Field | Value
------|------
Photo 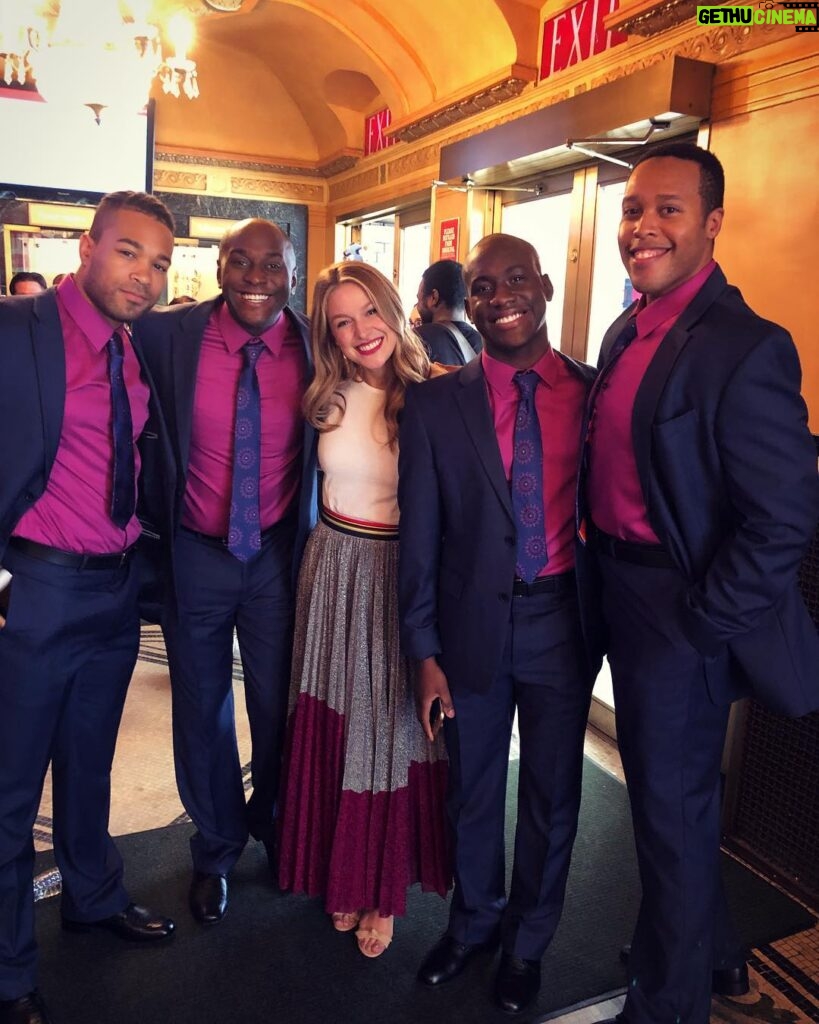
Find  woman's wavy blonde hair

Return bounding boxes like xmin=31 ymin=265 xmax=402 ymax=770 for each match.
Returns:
xmin=304 ymin=261 xmax=430 ymax=447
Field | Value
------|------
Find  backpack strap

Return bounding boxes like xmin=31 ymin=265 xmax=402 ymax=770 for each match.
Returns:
xmin=441 ymin=322 xmax=476 ymax=364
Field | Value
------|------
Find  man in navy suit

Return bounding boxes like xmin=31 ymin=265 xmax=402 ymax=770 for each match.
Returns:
xmin=398 ymin=234 xmax=603 ymax=1015
xmin=0 ymin=192 xmax=178 ymax=1024
xmin=582 ymin=143 xmax=819 ymax=1024
xmin=134 ymin=219 xmax=315 ymax=928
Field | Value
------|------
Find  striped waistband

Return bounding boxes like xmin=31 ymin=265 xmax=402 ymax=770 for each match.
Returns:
xmin=319 ymin=506 xmax=398 ymax=540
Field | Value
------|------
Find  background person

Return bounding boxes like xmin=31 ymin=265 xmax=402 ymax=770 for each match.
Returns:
xmin=8 ymin=271 xmax=47 ymax=296
xmin=277 ymin=261 xmax=451 ymax=960
xmin=0 ymin=191 xmax=177 ymax=1024
xmin=414 ymin=259 xmax=482 ymax=365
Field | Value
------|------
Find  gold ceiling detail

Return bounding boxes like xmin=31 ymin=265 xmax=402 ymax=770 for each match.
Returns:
xmin=605 ymin=0 xmax=706 ymax=37
xmin=388 ymin=68 xmax=538 ymax=143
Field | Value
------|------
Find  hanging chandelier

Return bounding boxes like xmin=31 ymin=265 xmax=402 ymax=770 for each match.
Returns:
xmin=0 ymin=1 xmax=199 ymax=124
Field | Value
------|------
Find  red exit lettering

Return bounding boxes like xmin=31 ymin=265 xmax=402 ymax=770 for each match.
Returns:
xmin=364 ymin=107 xmax=398 ymax=156
xmin=540 ymin=0 xmax=627 ymax=80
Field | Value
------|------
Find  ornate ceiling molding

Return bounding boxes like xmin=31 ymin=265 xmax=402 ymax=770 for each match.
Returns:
xmin=154 ymin=169 xmax=208 ymax=191
xmin=231 ymin=177 xmax=324 ymax=202
xmin=605 ymin=0 xmax=704 ymax=37
xmin=316 ymin=154 xmax=360 ymax=178
xmin=328 ymin=167 xmax=380 ymax=203
xmin=387 ymin=66 xmax=538 ymax=144
xmin=156 ymin=148 xmax=359 ymax=179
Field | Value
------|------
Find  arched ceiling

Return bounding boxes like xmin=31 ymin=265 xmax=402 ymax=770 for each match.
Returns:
xmin=153 ymin=0 xmax=543 ymax=166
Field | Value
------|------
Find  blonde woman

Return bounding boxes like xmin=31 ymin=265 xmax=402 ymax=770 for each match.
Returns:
xmin=277 ymin=262 xmax=451 ymax=958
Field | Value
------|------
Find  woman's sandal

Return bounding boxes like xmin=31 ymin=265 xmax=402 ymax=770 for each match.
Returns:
xmin=355 ymin=913 xmax=394 ymax=958
xmin=331 ymin=911 xmax=361 ymax=932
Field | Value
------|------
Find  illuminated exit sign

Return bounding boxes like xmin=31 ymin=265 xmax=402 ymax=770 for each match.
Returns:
xmin=540 ymin=0 xmax=627 ymax=80
xmin=364 ymin=107 xmax=398 ymax=156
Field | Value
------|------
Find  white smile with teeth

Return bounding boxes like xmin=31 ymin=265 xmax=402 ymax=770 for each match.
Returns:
xmin=495 ymin=311 xmax=524 ymax=325
xmin=357 ymin=337 xmax=382 ymax=354
xmin=631 ymin=249 xmax=667 ymax=261
xmin=241 ymin=293 xmax=271 ymax=302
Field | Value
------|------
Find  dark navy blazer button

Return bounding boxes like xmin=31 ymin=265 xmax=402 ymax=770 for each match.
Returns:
xmin=498 ymin=592 xmax=509 ymax=601
xmin=504 ymin=536 xmax=514 ymax=546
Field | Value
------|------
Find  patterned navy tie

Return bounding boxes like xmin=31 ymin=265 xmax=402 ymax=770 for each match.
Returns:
xmin=512 ymin=370 xmax=548 ymax=583
xmin=228 ymin=339 xmax=264 ymax=561
xmin=107 ymin=331 xmax=135 ymax=529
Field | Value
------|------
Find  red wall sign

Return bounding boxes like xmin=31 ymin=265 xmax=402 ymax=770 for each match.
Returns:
xmin=439 ymin=219 xmax=459 ymax=261
xmin=540 ymin=0 xmax=627 ymax=80
xmin=364 ymin=107 xmax=398 ymax=156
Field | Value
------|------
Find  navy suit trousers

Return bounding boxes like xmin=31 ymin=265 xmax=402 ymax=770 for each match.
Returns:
xmin=443 ymin=584 xmax=592 ymax=960
xmin=600 ymin=555 xmax=743 ymax=1024
xmin=0 ymin=547 xmax=137 ymax=999
xmin=163 ymin=519 xmax=296 ymax=875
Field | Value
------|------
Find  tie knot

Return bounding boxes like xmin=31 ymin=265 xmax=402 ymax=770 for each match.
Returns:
xmin=107 ymin=331 xmax=124 ymax=356
xmin=243 ymin=338 xmax=264 ymax=366
xmin=513 ymin=370 xmax=538 ymax=400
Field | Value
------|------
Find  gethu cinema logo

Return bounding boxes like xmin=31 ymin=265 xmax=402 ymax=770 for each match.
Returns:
xmin=696 ymin=2 xmax=818 ymax=28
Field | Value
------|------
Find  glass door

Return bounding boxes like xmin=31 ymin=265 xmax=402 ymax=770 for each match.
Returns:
xmin=501 ymin=189 xmax=573 ymax=351
xmin=586 ymin=178 xmax=634 ymax=367
xmin=398 ymin=219 xmax=431 ymax=317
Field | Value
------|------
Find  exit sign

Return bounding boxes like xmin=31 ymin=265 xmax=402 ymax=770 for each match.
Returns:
xmin=364 ymin=107 xmax=398 ymax=156
xmin=540 ymin=0 xmax=627 ymax=80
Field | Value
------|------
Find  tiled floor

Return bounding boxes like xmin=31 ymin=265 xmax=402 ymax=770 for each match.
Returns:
xmin=34 ymin=626 xmax=819 ymax=1023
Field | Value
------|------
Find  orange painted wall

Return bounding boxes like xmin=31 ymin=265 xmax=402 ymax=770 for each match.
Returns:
xmin=710 ymin=42 xmax=819 ymax=428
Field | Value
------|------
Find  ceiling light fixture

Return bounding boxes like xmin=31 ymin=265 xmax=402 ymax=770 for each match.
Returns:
xmin=0 ymin=0 xmax=199 ymax=125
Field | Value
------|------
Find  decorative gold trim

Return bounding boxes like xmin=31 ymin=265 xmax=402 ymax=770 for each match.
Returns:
xmin=387 ymin=68 xmax=538 ymax=143
xmin=230 ymin=177 xmax=324 ymax=201
xmin=154 ymin=169 xmax=207 ymax=191
xmin=316 ymin=154 xmax=359 ymax=178
xmin=605 ymin=0 xmax=704 ymax=37
xmin=328 ymin=168 xmax=380 ymax=203
xmin=384 ymin=144 xmax=439 ymax=179
xmin=156 ymin=147 xmax=359 ymax=180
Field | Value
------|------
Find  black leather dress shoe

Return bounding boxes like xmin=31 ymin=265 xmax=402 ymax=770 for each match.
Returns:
xmin=417 ymin=934 xmax=498 ymax=987
xmin=189 ymin=872 xmax=228 ymax=924
xmin=494 ymin=953 xmax=541 ymax=1014
xmin=619 ymin=945 xmax=749 ymax=996
xmin=62 ymin=902 xmax=175 ymax=941
xmin=0 ymin=991 xmax=52 ymax=1024
xmin=712 ymin=963 xmax=750 ymax=997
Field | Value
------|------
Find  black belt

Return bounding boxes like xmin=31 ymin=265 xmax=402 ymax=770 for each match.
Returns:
xmin=9 ymin=536 xmax=133 ymax=570
xmin=179 ymin=523 xmax=281 ymax=549
xmin=593 ymin=529 xmax=675 ymax=569
xmin=512 ymin=571 xmax=574 ymax=597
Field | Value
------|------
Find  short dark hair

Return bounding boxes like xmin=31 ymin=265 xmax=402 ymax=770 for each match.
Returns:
xmin=89 ymin=191 xmax=175 ymax=240
xmin=421 ymin=259 xmax=467 ymax=310
xmin=8 ymin=271 xmax=47 ymax=294
xmin=633 ymin=142 xmax=725 ymax=214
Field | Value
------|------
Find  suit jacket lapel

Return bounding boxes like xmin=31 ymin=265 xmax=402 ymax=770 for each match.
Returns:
xmin=283 ymin=306 xmax=318 ymax=529
xmin=455 ymin=359 xmax=513 ymax=521
xmin=31 ymin=292 xmax=66 ymax=473
xmin=632 ymin=266 xmax=729 ymax=505
xmin=172 ymin=299 xmax=216 ymax=476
